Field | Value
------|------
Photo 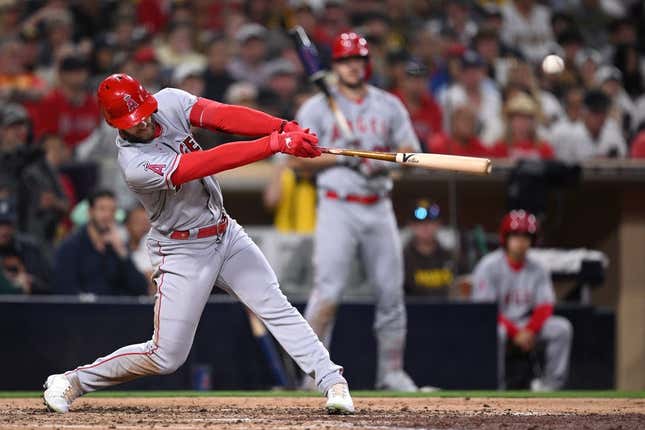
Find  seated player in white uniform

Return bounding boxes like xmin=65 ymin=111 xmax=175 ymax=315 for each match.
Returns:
xmin=471 ymin=210 xmax=573 ymax=391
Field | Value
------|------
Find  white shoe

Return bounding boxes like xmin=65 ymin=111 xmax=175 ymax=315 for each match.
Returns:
xmin=377 ymin=370 xmax=418 ymax=392
xmin=325 ymin=383 xmax=355 ymax=415
xmin=43 ymin=374 xmax=81 ymax=413
xmin=530 ymin=378 xmax=555 ymax=392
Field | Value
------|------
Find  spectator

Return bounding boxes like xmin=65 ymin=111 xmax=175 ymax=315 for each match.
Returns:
xmin=572 ymin=0 xmax=612 ymax=49
xmin=391 ymin=59 xmax=443 ymax=150
xmin=52 ymin=190 xmax=148 ymax=296
xmin=20 ymin=133 xmax=72 ymax=252
xmin=472 ymin=210 xmax=573 ymax=391
xmin=31 ymin=55 xmax=101 ymax=150
xmin=427 ymin=106 xmax=490 ymax=157
xmin=550 ymin=89 xmax=627 ymax=162
xmin=154 ymin=22 xmax=206 ymax=70
xmin=172 ymin=63 xmax=206 ymax=97
xmin=403 ymin=199 xmax=454 ymax=299
xmin=501 ymin=0 xmax=554 ymax=64
xmin=574 ymin=48 xmax=603 ymax=90
xmin=0 ymin=37 xmax=48 ymax=104
xmin=596 ymin=65 xmax=636 ymax=136
xmin=560 ymin=85 xmax=585 ymax=124
xmin=0 ymin=195 xmax=51 ymax=294
xmin=228 ymin=23 xmax=269 ymax=86
xmin=260 ymin=59 xmax=301 ymax=119
xmin=504 ymin=59 xmax=565 ymax=129
xmin=612 ymin=43 xmax=643 ymax=98
xmin=203 ymin=36 xmax=235 ymax=102
xmin=0 ymin=103 xmax=37 ymax=187
xmin=439 ymin=50 xmax=503 ymax=145
xmin=429 ymin=0 xmax=477 ymax=45
xmin=491 ymin=92 xmax=554 ymax=160
xmin=127 ymin=47 xmax=162 ymax=94
xmin=125 ymin=204 xmax=154 ymax=295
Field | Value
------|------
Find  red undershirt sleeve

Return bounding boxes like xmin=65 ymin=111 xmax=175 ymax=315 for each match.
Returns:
xmin=170 ymin=135 xmax=274 ymax=186
xmin=525 ymin=303 xmax=554 ymax=334
xmin=189 ymin=97 xmax=285 ymax=136
xmin=498 ymin=314 xmax=520 ymax=339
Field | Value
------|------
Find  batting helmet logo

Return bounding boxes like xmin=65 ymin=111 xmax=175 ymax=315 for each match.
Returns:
xmin=98 ymin=74 xmax=158 ymax=130
xmin=332 ymin=32 xmax=369 ymax=61
xmin=123 ymin=94 xmax=139 ymax=113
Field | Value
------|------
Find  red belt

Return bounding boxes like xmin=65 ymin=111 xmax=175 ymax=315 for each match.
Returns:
xmin=169 ymin=216 xmax=228 ymax=240
xmin=325 ymin=190 xmax=382 ymax=205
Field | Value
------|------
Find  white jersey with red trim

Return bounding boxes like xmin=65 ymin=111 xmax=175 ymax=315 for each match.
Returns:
xmin=471 ymin=249 xmax=555 ymax=322
xmin=116 ymin=88 xmax=223 ymax=235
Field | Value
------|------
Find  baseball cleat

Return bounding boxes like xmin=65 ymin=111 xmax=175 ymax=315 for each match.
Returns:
xmin=377 ymin=370 xmax=418 ymax=392
xmin=43 ymin=374 xmax=81 ymax=413
xmin=325 ymin=383 xmax=355 ymax=415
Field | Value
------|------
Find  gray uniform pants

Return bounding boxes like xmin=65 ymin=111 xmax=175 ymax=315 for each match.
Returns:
xmin=304 ymin=196 xmax=406 ymax=385
xmin=498 ymin=315 xmax=573 ymax=389
xmin=65 ymin=218 xmax=345 ymax=395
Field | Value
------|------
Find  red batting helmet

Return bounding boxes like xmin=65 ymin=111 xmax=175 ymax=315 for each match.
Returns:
xmin=499 ymin=210 xmax=538 ymax=246
xmin=332 ymin=32 xmax=369 ymax=60
xmin=97 ymin=74 xmax=158 ymax=129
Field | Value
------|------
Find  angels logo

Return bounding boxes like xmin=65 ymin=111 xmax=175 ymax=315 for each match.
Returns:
xmin=145 ymin=163 xmax=165 ymax=176
xmin=123 ymin=94 xmax=139 ymax=113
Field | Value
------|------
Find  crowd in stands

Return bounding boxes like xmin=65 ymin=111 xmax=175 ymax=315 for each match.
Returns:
xmin=0 ymin=0 xmax=644 ymax=296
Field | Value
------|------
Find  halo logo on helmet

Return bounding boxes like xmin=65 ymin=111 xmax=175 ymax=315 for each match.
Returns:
xmin=332 ymin=32 xmax=369 ymax=60
xmin=123 ymin=94 xmax=139 ymax=113
xmin=97 ymin=74 xmax=158 ymax=130
xmin=499 ymin=209 xmax=538 ymax=246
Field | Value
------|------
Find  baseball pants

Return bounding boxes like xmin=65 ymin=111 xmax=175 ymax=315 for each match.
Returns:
xmin=304 ymin=196 xmax=406 ymax=386
xmin=497 ymin=315 xmax=573 ymax=389
xmin=64 ymin=217 xmax=346 ymax=395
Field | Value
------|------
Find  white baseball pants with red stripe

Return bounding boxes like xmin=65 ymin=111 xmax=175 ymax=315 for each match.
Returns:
xmin=64 ymin=217 xmax=346 ymax=395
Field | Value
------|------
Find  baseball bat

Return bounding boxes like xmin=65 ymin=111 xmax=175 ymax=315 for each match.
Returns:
xmin=320 ymin=147 xmax=492 ymax=175
xmin=287 ymin=26 xmax=355 ymax=141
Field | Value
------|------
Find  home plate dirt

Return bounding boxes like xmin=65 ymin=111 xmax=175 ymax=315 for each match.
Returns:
xmin=1 ymin=397 xmax=643 ymax=430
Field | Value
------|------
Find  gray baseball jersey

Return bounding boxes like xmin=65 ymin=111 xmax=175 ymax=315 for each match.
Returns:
xmin=58 ymin=87 xmax=347 ymax=397
xmin=116 ymin=88 xmax=223 ymax=235
xmin=471 ymin=249 xmax=571 ymax=389
xmin=296 ymin=85 xmax=420 ymax=389
xmin=296 ymin=86 xmax=419 ymax=195
xmin=471 ymin=249 xmax=555 ymax=322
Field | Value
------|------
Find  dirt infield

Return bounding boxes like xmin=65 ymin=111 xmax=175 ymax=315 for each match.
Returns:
xmin=1 ymin=397 xmax=643 ymax=430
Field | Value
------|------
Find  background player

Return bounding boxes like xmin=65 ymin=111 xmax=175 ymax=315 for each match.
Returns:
xmin=294 ymin=32 xmax=421 ymax=391
xmin=471 ymin=210 xmax=573 ymax=391
xmin=43 ymin=74 xmax=354 ymax=414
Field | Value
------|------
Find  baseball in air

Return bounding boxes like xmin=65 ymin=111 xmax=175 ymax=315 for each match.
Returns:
xmin=542 ymin=55 xmax=564 ymax=74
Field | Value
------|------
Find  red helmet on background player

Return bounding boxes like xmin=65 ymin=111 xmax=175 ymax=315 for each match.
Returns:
xmin=97 ymin=74 xmax=158 ymax=130
xmin=332 ymin=32 xmax=371 ymax=80
xmin=332 ymin=32 xmax=369 ymax=60
xmin=499 ymin=210 xmax=538 ymax=246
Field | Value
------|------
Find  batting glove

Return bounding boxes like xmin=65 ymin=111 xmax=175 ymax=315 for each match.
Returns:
xmin=281 ymin=120 xmax=306 ymax=133
xmin=270 ymin=130 xmax=321 ymax=158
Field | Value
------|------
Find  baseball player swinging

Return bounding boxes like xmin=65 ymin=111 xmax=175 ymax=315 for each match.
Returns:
xmin=294 ymin=32 xmax=421 ymax=391
xmin=43 ymin=74 xmax=354 ymax=414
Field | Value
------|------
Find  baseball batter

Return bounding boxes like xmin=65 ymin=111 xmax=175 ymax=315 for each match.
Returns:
xmin=294 ymin=32 xmax=421 ymax=391
xmin=471 ymin=210 xmax=573 ymax=390
xmin=43 ymin=74 xmax=354 ymax=414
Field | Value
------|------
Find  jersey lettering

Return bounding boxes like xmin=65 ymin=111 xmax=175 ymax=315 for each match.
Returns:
xmin=182 ymin=135 xmax=201 ymax=152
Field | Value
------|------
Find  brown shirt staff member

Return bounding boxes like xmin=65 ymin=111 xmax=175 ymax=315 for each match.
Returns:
xmin=403 ymin=199 xmax=454 ymax=298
